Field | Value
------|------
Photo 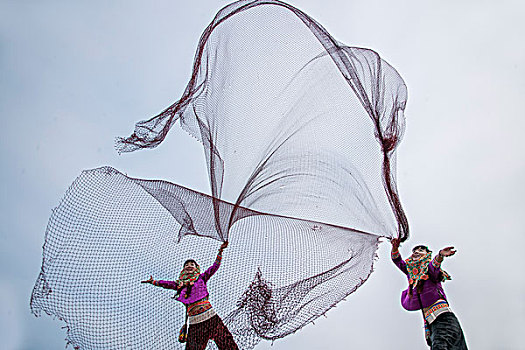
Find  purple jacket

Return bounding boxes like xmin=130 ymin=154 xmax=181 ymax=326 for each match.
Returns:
xmin=154 ymin=254 xmax=222 ymax=305
xmin=392 ymin=251 xmax=447 ymax=311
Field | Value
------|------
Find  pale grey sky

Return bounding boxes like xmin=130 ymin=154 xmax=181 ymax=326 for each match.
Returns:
xmin=1 ymin=0 xmax=524 ymax=349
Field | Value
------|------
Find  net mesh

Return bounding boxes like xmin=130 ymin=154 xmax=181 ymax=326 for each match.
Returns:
xmin=31 ymin=1 xmax=409 ymax=348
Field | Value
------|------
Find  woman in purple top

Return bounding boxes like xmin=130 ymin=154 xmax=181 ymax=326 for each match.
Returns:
xmin=142 ymin=241 xmax=238 ymax=350
xmin=391 ymin=238 xmax=467 ymax=349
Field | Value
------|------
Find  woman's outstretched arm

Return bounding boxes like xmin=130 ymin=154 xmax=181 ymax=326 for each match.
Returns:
xmin=428 ymin=246 xmax=456 ymax=279
xmin=201 ymin=241 xmax=229 ymax=282
xmin=391 ymin=238 xmax=408 ymax=275
xmin=141 ymin=275 xmax=182 ymax=290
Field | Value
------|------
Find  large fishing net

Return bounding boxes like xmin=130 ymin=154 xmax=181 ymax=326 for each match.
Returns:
xmin=31 ymin=1 xmax=408 ymax=349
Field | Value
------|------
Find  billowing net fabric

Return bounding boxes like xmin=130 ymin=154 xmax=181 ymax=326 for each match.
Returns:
xmin=31 ymin=1 xmax=409 ymax=349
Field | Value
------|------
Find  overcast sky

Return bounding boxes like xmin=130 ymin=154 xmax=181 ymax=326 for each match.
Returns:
xmin=1 ymin=0 xmax=524 ymax=349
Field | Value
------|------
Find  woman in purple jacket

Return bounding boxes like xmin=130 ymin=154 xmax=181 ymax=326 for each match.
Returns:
xmin=142 ymin=241 xmax=238 ymax=350
xmin=391 ymin=238 xmax=467 ymax=349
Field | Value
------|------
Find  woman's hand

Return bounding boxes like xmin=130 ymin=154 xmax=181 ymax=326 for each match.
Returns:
xmin=219 ymin=241 xmax=229 ymax=251
xmin=439 ymin=246 xmax=456 ymax=257
xmin=391 ymin=238 xmax=401 ymax=251
xmin=141 ymin=275 xmax=154 ymax=284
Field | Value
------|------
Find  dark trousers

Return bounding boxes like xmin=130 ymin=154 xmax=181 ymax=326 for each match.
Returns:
xmin=186 ymin=315 xmax=239 ymax=350
xmin=429 ymin=312 xmax=468 ymax=350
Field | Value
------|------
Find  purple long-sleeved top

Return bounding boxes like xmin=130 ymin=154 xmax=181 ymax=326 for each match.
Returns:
xmin=392 ymin=250 xmax=447 ymax=311
xmin=153 ymin=253 xmax=222 ymax=305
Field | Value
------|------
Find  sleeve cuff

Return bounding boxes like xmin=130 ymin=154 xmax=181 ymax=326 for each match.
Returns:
xmin=215 ymin=251 xmax=223 ymax=263
xmin=432 ymin=256 xmax=442 ymax=268
xmin=391 ymin=250 xmax=400 ymax=260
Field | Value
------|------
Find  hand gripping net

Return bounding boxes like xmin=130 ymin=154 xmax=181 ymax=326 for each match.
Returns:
xmin=31 ymin=1 xmax=408 ymax=349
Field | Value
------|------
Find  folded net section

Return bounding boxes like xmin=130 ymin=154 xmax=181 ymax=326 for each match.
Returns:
xmin=117 ymin=0 xmax=409 ymax=241
xmin=31 ymin=167 xmax=378 ymax=349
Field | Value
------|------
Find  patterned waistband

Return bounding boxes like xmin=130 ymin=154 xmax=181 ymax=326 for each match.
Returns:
xmin=187 ymin=296 xmax=211 ymax=315
xmin=188 ymin=307 xmax=216 ymax=325
xmin=424 ymin=299 xmax=451 ymax=324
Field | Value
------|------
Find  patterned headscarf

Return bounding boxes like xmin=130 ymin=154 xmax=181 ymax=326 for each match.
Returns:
xmin=405 ymin=252 xmax=432 ymax=288
xmin=174 ymin=261 xmax=201 ymax=299
xmin=405 ymin=251 xmax=451 ymax=291
xmin=177 ymin=261 xmax=201 ymax=286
